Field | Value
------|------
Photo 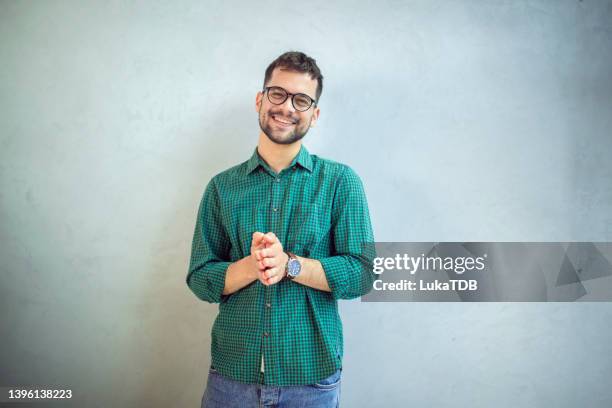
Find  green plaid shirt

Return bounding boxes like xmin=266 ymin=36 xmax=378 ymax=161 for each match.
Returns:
xmin=187 ymin=145 xmax=375 ymax=386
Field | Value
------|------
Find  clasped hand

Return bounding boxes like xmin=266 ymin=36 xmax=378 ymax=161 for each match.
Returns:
xmin=251 ymin=232 xmax=289 ymax=286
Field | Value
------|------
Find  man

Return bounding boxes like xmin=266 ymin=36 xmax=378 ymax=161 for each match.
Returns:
xmin=187 ymin=51 xmax=375 ymax=407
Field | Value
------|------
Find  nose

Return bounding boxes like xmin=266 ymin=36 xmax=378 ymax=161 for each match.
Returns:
xmin=279 ymin=95 xmax=296 ymax=113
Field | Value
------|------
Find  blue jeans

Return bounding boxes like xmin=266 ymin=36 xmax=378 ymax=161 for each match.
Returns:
xmin=201 ymin=366 xmax=341 ymax=408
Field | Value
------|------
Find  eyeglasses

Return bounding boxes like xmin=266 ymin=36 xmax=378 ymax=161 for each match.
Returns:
xmin=263 ymin=86 xmax=317 ymax=112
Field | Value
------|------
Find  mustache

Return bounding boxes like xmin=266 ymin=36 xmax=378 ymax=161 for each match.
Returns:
xmin=268 ymin=111 xmax=299 ymax=123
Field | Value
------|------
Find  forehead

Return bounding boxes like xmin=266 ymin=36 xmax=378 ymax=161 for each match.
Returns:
xmin=266 ymin=68 xmax=318 ymax=98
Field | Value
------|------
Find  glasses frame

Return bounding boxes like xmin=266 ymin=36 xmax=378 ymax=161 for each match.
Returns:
xmin=263 ymin=86 xmax=317 ymax=112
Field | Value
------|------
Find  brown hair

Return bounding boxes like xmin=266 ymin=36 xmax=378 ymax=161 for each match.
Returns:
xmin=264 ymin=51 xmax=323 ymax=102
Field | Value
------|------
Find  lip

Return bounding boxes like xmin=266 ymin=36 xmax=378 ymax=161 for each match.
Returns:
xmin=271 ymin=114 xmax=296 ymax=127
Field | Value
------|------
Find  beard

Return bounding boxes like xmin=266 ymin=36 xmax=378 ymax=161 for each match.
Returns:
xmin=258 ymin=108 xmax=312 ymax=145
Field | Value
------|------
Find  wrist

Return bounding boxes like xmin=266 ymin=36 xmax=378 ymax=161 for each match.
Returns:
xmin=284 ymin=251 xmax=302 ymax=280
xmin=246 ymin=255 xmax=260 ymax=280
xmin=283 ymin=252 xmax=290 ymax=278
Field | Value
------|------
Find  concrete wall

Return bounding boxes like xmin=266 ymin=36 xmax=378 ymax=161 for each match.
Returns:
xmin=1 ymin=1 xmax=611 ymax=406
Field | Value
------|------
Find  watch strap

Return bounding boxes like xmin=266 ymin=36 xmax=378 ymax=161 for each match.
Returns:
xmin=285 ymin=251 xmax=298 ymax=280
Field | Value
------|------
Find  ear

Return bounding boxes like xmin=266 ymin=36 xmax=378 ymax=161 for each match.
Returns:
xmin=309 ymin=106 xmax=321 ymax=128
xmin=255 ymin=91 xmax=263 ymax=112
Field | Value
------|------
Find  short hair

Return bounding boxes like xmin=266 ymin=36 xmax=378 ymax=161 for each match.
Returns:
xmin=263 ymin=51 xmax=323 ymax=102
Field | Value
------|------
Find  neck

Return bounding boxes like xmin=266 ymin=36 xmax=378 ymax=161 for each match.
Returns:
xmin=257 ymin=132 xmax=302 ymax=174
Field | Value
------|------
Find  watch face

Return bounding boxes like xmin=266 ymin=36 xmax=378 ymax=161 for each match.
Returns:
xmin=288 ymin=258 xmax=301 ymax=277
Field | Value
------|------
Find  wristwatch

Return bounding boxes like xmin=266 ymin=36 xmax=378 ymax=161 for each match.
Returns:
xmin=284 ymin=252 xmax=301 ymax=280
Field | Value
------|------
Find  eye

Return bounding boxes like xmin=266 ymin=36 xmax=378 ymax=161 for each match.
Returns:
xmin=268 ymin=88 xmax=287 ymax=101
xmin=294 ymin=95 xmax=312 ymax=109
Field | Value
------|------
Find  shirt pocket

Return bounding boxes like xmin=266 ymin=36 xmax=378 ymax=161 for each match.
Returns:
xmin=286 ymin=203 xmax=325 ymax=256
xmin=227 ymin=203 xmax=269 ymax=257
xmin=312 ymin=368 xmax=342 ymax=390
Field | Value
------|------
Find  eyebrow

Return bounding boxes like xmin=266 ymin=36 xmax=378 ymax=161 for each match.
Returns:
xmin=267 ymin=85 xmax=316 ymax=101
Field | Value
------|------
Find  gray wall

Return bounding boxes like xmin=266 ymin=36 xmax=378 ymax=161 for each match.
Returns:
xmin=1 ymin=1 xmax=611 ymax=407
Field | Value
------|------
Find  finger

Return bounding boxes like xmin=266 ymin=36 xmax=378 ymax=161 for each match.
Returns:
xmin=266 ymin=272 xmax=284 ymax=285
xmin=259 ymin=247 xmax=279 ymax=259
xmin=263 ymin=267 xmax=276 ymax=280
xmin=262 ymin=242 xmax=287 ymax=258
xmin=263 ymin=232 xmax=278 ymax=245
xmin=260 ymin=269 xmax=270 ymax=280
xmin=258 ymin=269 xmax=284 ymax=286
xmin=270 ymin=239 xmax=284 ymax=253
xmin=251 ymin=232 xmax=265 ymax=248
xmin=261 ymin=257 xmax=276 ymax=269
xmin=258 ymin=271 xmax=272 ymax=286
xmin=258 ymin=267 xmax=274 ymax=281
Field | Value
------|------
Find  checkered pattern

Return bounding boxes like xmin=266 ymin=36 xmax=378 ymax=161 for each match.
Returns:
xmin=187 ymin=145 xmax=375 ymax=386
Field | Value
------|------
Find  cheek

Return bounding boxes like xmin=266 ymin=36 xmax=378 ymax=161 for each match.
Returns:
xmin=259 ymin=108 xmax=269 ymax=120
xmin=301 ymin=114 xmax=314 ymax=126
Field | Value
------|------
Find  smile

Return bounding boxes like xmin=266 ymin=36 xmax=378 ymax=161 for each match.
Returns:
xmin=271 ymin=114 xmax=297 ymax=126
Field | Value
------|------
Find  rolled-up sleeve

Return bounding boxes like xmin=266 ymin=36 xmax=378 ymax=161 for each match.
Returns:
xmin=319 ymin=166 xmax=376 ymax=300
xmin=186 ymin=179 xmax=231 ymax=303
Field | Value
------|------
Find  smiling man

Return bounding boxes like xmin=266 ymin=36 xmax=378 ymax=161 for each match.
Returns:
xmin=187 ymin=51 xmax=375 ymax=408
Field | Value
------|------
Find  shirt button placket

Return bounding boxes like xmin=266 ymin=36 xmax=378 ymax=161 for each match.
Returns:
xmin=264 ymin=173 xmax=283 ymax=384
xmin=271 ymin=174 xmax=281 ymax=223
xmin=262 ymin=287 xmax=272 ymax=383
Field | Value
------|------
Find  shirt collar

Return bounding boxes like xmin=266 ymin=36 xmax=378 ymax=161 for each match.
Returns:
xmin=246 ymin=145 xmax=313 ymax=174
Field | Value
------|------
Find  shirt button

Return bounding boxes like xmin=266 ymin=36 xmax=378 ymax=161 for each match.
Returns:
xmin=272 ymin=208 xmax=278 ymax=212
xmin=266 ymin=302 xmax=271 ymax=308
xmin=263 ymin=332 xmax=270 ymax=337
xmin=275 ymin=178 xmax=280 ymax=183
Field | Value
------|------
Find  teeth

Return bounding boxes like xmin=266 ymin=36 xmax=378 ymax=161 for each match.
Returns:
xmin=273 ymin=115 xmax=295 ymax=125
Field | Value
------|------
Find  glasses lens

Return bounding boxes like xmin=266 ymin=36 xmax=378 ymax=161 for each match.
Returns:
xmin=293 ymin=94 xmax=313 ymax=111
xmin=267 ymin=87 xmax=287 ymax=104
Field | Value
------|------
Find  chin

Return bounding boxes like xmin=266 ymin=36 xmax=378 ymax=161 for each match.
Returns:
xmin=267 ymin=134 xmax=299 ymax=145
xmin=263 ymin=128 xmax=307 ymax=145
xmin=259 ymin=117 xmax=308 ymax=145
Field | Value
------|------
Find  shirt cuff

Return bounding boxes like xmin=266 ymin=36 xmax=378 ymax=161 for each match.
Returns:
xmin=188 ymin=261 xmax=231 ymax=303
xmin=320 ymin=255 xmax=370 ymax=300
